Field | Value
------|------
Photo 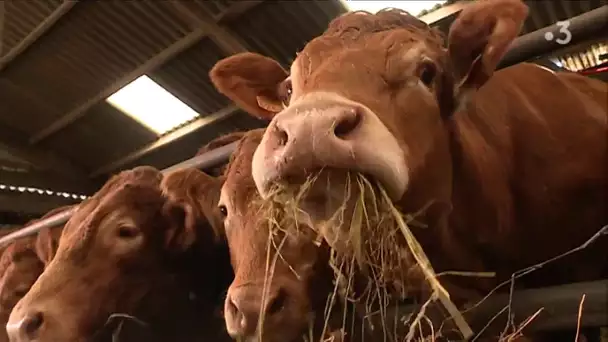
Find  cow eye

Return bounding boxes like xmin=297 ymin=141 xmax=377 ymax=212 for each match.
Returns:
xmin=218 ymin=205 xmax=228 ymax=218
xmin=278 ymin=78 xmax=292 ymax=106
xmin=117 ymin=225 xmax=139 ymax=239
xmin=419 ymin=60 xmax=436 ymax=87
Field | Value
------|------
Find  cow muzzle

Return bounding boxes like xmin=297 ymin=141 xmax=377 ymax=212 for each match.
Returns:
xmin=251 ymin=91 xmax=409 ymax=202
xmin=224 ymin=282 xmax=307 ymax=341
xmin=6 ymin=309 xmax=44 ymax=342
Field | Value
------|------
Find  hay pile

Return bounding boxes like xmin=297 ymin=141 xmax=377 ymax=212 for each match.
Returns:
xmin=257 ymin=171 xmax=473 ymax=341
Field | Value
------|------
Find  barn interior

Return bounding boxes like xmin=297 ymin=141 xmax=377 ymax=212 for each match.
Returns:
xmin=0 ymin=0 xmax=606 ymax=227
xmin=0 ymin=1 xmax=607 ymax=340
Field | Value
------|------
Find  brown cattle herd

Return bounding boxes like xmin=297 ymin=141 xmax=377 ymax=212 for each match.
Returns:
xmin=0 ymin=0 xmax=606 ymax=341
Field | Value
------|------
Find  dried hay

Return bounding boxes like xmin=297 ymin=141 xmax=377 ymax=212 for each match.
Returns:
xmin=255 ymin=171 xmax=476 ymax=341
xmin=255 ymin=168 xmax=608 ymax=342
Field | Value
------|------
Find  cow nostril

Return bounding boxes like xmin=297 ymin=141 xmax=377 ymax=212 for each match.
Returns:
xmin=24 ymin=311 xmax=44 ymax=336
xmin=226 ymin=296 xmax=239 ymax=317
xmin=275 ymin=126 xmax=288 ymax=146
xmin=266 ymin=288 xmax=288 ymax=315
xmin=334 ymin=108 xmax=361 ymax=138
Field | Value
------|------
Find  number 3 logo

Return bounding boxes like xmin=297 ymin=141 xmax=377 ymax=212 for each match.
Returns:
xmin=555 ymin=20 xmax=572 ymax=45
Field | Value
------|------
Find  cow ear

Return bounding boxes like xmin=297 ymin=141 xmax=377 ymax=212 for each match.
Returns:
xmin=161 ymin=169 xmax=224 ymax=252
xmin=210 ymin=52 xmax=289 ymax=121
xmin=162 ymin=201 xmax=198 ymax=251
xmin=35 ymin=227 xmax=62 ymax=266
xmin=447 ymin=0 xmax=528 ymax=93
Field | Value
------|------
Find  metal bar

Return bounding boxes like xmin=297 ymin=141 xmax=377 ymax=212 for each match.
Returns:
xmin=0 ymin=139 xmax=238 ymax=248
xmin=0 ymin=0 xmax=78 ymax=71
xmin=499 ymin=5 xmax=608 ymax=68
xmin=383 ymin=280 xmax=608 ymax=336
xmin=28 ymin=26 xmax=213 ymax=145
xmin=0 ymin=207 xmax=76 ymax=247
xmin=89 ymin=105 xmax=239 ymax=177
xmin=162 ymin=140 xmax=238 ymax=174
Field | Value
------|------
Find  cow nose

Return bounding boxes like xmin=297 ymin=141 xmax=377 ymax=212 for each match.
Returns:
xmin=6 ymin=311 xmax=44 ymax=341
xmin=271 ymin=106 xmax=362 ymax=148
xmin=224 ymin=286 xmax=289 ymax=338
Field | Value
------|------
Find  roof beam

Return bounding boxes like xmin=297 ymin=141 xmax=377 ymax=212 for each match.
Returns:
xmin=28 ymin=1 xmax=254 ymax=145
xmin=28 ymin=27 xmax=212 ymax=145
xmin=87 ymin=1 xmax=258 ymax=177
xmin=215 ymin=1 xmax=265 ymax=23
xmin=170 ymin=1 xmax=250 ymax=54
xmin=0 ymin=0 xmax=77 ymax=72
xmin=0 ymin=123 xmax=91 ymax=180
xmin=89 ymin=105 xmax=239 ymax=177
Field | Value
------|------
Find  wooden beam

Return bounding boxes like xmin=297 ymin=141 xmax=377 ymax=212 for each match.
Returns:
xmin=170 ymin=1 xmax=250 ymax=54
xmin=28 ymin=25 xmax=214 ymax=145
xmin=87 ymin=1 xmax=258 ymax=177
xmin=29 ymin=0 xmax=257 ymax=145
xmin=215 ymin=0 xmax=265 ymax=24
xmin=0 ymin=123 xmax=90 ymax=179
xmin=0 ymin=0 xmax=77 ymax=72
xmin=89 ymin=105 xmax=239 ymax=177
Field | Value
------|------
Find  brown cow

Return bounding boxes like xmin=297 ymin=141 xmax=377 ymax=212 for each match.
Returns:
xmin=6 ymin=166 xmax=233 ymax=342
xmin=218 ymin=129 xmax=376 ymax=342
xmin=209 ymin=0 xmax=608 ymax=339
xmin=0 ymin=236 xmax=41 ymax=342
xmin=0 ymin=206 xmax=72 ymax=342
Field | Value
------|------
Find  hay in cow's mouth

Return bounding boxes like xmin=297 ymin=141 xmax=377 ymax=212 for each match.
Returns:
xmin=256 ymin=171 xmax=474 ymax=342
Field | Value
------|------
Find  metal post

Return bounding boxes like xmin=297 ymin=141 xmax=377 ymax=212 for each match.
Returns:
xmin=0 ymin=142 xmax=237 ymax=248
xmin=382 ymin=280 xmax=608 ymax=336
xmin=499 ymin=5 xmax=608 ymax=69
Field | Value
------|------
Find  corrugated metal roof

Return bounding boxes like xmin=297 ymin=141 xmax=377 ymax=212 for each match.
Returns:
xmin=0 ymin=0 xmax=606 ymax=216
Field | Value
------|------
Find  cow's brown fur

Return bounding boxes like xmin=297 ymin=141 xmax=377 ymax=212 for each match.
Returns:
xmin=0 ymin=235 xmax=42 ymax=342
xmin=0 ymin=206 xmax=72 ymax=342
xmin=209 ymin=0 xmax=608 ymax=339
xmin=219 ymin=129 xmax=371 ymax=342
xmin=7 ymin=166 xmax=233 ymax=342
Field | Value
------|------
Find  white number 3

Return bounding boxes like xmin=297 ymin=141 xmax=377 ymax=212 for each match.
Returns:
xmin=555 ymin=20 xmax=572 ymax=45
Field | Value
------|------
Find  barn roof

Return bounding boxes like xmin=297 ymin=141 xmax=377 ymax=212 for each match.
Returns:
xmin=0 ymin=0 xmax=606 ymax=222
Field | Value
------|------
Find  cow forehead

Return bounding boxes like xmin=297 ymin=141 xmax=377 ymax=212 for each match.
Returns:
xmin=292 ymin=10 xmax=443 ymax=80
xmin=222 ymin=130 xmax=265 ymax=208
xmin=60 ymin=182 xmax=166 ymax=252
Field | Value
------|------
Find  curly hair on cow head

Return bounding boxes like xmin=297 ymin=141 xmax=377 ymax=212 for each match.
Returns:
xmin=324 ymin=8 xmax=445 ymax=48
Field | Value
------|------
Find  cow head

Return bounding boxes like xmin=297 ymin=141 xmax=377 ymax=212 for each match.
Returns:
xmin=6 ymin=166 xmax=232 ymax=342
xmin=209 ymin=0 xmax=528 ymax=225
xmin=219 ymin=129 xmax=345 ymax=342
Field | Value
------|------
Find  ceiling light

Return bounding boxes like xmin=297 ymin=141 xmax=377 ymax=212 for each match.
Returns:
xmin=106 ymin=75 xmax=200 ymax=135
